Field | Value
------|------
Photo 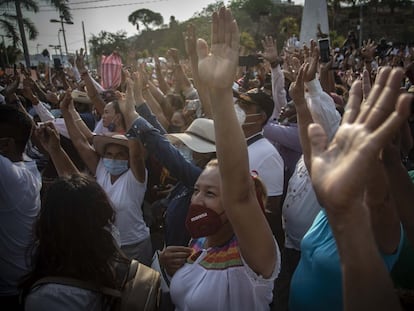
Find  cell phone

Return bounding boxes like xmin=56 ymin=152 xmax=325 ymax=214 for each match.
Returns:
xmin=318 ymin=38 xmax=331 ymax=63
xmin=239 ymin=55 xmax=263 ymax=67
xmin=53 ymin=58 xmax=63 ymax=70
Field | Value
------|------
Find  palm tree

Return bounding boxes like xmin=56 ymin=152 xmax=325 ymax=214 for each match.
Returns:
xmin=0 ymin=0 xmax=72 ymax=67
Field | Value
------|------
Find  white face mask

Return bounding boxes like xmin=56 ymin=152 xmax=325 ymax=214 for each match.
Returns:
xmin=234 ymin=104 xmax=246 ymax=125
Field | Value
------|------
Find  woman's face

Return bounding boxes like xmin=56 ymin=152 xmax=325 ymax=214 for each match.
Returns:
xmin=102 ymin=102 xmax=118 ymax=128
xmin=191 ymin=166 xmax=223 ymax=215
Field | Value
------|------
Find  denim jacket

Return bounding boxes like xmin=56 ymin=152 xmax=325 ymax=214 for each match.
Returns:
xmin=127 ymin=104 xmax=202 ymax=246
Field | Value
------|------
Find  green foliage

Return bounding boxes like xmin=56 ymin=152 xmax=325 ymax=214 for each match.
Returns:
xmin=240 ymin=31 xmax=256 ymax=51
xmin=240 ymin=0 xmax=274 ymax=22
xmin=329 ymin=30 xmax=345 ymax=48
xmin=89 ymin=30 xmax=128 ymax=66
xmin=128 ymin=8 xmax=164 ymax=31
xmin=195 ymin=0 xmax=224 ymax=17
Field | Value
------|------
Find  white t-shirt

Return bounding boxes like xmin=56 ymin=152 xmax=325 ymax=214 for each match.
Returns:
xmin=95 ymin=159 xmax=149 ymax=246
xmin=0 ymin=156 xmax=41 ymax=295
xmin=248 ymin=137 xmax=284 ymax=196
xmin=170 ymin=236 xmax=279 ymax=311
xmin=282 ymin=157 xmax=321 ymax=250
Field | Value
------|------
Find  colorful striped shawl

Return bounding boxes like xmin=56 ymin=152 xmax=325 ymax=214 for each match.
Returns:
xmin=187 ymin=236 xmax=243 ymax=270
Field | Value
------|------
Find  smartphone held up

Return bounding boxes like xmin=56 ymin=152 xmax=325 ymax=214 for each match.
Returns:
xmin=318 ymin=38 xmax=331 ymax=63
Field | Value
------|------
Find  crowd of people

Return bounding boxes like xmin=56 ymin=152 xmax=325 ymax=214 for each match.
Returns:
xmin=1 ymin=5 xmax=414 ymax=311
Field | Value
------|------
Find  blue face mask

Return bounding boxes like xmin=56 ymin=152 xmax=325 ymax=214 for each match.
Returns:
xmin=107 ymin=122 xmax=116 ymax=132
xmin=103 ymin=158 xmax=129 ymax=176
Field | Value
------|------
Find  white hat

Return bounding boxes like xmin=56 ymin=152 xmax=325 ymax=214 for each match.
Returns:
xmin=71 ymin=90 xmax=91 ymax=104
xmin=166 ymin=118 xmax=216 ymax=153
xmin=93 ymin=134 xmax=129 ymax=156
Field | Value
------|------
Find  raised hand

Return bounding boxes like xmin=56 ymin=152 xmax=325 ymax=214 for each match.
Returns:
xmin=167 ymin=48 xmax=180 ymax=66
xmin=303 ymin=40 xmax=319 ymax=82
xmin=260 ymin=35 xmax=280 ymax=64
xmin=75 ymin=48 xmax=87 ymax=72
xmin=197 ymin=7 xmax=240 ymax=89
xmin=35 ymin=122 xmax=61 ymax=154
xmin=308 ymin=67 xmax=411 ymax=214
xmin=59 ymin=89 xmax=73 ymax=111
xmin=289 ymin=63 xmax=307 ymax=105
xmin=361 ymin=39 xmax=377 ymax=61
xmin=184 ymin=23 xmax=197 ymax=59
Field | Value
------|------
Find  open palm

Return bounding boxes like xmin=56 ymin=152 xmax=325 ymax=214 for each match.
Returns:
xmin=309 ymin=67 xmax=411 ymax=213
xmin=197 ymin=7 xmax=239 ymax=89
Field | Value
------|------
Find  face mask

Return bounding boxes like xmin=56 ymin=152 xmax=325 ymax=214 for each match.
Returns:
xmin=185 ymin=203 xmax=225 ymax=239
xmin=107 ymin=122 xmax=116 ymax=132
xmin=242 ymin=112 xmax=263 ymax=126
xmin=103 ymin=158 xmax=129 ymax=176
xmin=176 ymin=145 xmax=193 ymax=162
xmin=234 ymin=104 xmax=246 ymax=125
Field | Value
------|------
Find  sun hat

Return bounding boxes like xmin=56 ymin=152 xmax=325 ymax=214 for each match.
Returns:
xmin=166 ymin=118 xmax=216 ymax=153
xmin=93 ymin=134 xmax=129 ymax=156
xmin=71 ymin=90 xmax=92 ymax=104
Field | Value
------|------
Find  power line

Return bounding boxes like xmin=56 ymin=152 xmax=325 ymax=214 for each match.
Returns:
xmin=39 ymin=0 xmax=168 ymax=12
xmin=37 ymin=0 xmax=112 ymax=8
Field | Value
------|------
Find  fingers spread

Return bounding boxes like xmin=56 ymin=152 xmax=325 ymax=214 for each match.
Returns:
xmin=356 ymin=66 xmax=391 ymax=123
xmin=364 ymin=67 xmax=404 ymax=131
xmin=371 ymin=93 xmax=411 ymax=152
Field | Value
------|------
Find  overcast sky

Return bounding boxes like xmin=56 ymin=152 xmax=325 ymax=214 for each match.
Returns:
xmin=3 ymin=0 xmax=304 ymax=55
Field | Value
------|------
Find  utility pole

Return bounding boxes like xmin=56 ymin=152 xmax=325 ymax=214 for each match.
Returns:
xmin=82 ymin=21 xmax=89 ymax=66
xmin=0 ymin=35 xmax=10 ymax=65
xmin=50 ymin=16 xmax=73 ymax=55
xmin=15 ymin=0 xmax=31 ymax=67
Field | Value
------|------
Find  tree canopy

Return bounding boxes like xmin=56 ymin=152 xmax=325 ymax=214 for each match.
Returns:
xmin=128 ymin=8 xmax=164 ymax=31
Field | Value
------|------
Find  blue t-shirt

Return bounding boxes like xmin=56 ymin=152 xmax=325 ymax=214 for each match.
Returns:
xmin=289 ymin=209 xmax=403 ymax=311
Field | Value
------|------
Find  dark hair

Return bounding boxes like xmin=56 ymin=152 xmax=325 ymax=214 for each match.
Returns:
xmin=0 ymin=104 xmax=32 ymax=154
xmin=165 ymin=93 xmax=185 ymax=110
xmin=20 ymin=174 xmax=127 ymax=296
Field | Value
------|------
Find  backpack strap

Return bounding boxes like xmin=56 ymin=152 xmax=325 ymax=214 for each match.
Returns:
xmin=121 ymin=259 xmax=161 ymax=311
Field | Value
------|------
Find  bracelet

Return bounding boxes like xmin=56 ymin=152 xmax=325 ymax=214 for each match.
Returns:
xmin=74 ymin=118 xmax=82 ymax=122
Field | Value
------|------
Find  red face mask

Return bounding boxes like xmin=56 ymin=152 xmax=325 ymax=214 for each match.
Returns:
xmin=185 ymin=204 xmax=225 ymax=239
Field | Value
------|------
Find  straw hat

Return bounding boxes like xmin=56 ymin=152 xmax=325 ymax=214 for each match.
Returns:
xmin=166 ymin=118 xmax=216 ymax=153
xmin=93 ymin=134 xmax=129 ymax=156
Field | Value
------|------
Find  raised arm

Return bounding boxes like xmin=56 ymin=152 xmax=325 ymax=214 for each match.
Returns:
xmin=185 ymin=24 xmax=212 ymax=118
xmin=154 ymin=54 xmax=170 ymax=95
xmin=60 ymin=90 xmax=99 ymax=175
xmin=308 ymin=67 xmax=410 ymax=311
xmin=35 ymin=122 xmax=79 ymax=176
xmin=197 ymin=7 xmax=276 ymax=278
xmin=289 ymin=63 xmax=314 ymax=172
xmin=260 ymin=35 xmax=286 ymax=116
xmin=76 ymin=49 xmax=106 ymax=116
xmin=121 ymin=78 xmax=147 ymax=183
